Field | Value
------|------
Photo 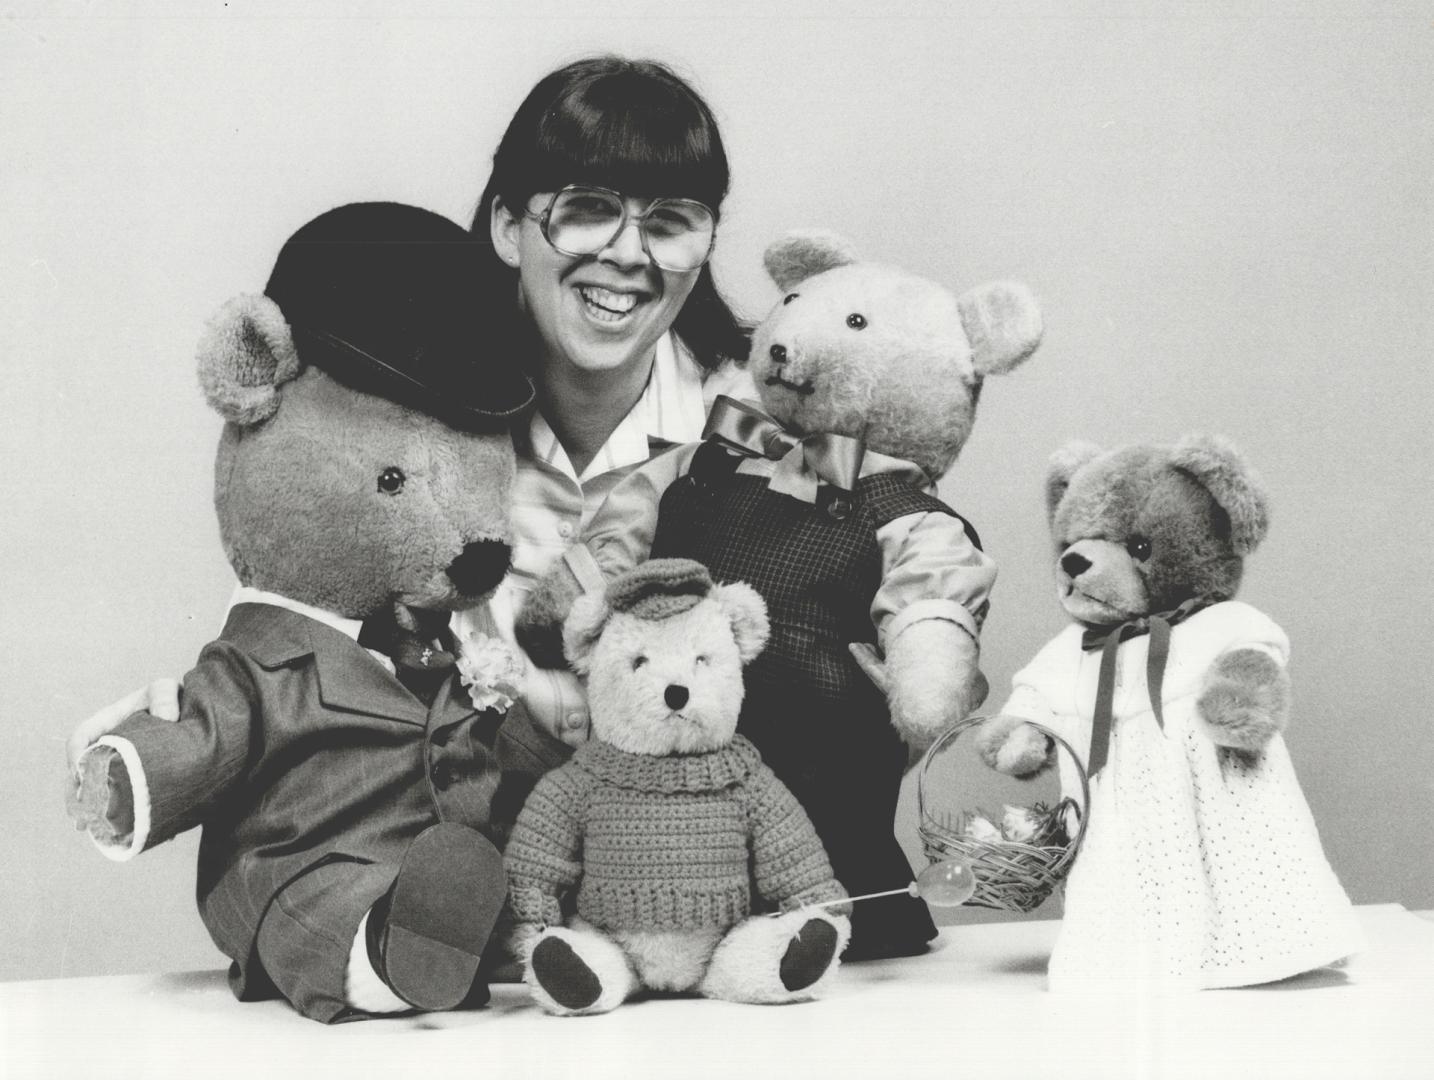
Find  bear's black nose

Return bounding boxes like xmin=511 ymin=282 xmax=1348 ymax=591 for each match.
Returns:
xmin=769 ymin=343 xmax=787 ymax=365
xmin=665 ymin=684 xmax=689 ymax=711
xmin=446 ymin=539 xmax=512 ymax=598
xmin=1060 ymin=552 xmax=1092 ymax=578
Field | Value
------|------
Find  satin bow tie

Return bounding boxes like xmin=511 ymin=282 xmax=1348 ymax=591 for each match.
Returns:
xmin=358 ymin=603 xmax=456 ymax=670
xmin=358 ymin=602 xmax=457 ymax=706
xmin=1079 ymin=596 xmax=1212 ymax=776
xmin=701 ymin=395 xmax=866 ymax=494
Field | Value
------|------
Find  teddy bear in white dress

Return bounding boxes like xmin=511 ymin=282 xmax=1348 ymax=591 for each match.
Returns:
xmin=977 ymin=436 xmax=1362 ymax=990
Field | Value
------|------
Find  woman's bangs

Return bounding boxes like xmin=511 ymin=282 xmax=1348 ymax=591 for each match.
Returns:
xmin=534 ymin=89 xmax=728 ymax=211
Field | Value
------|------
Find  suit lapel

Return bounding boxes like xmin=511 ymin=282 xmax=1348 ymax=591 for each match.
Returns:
xmin=429 ymin=665 xmax=480 ymax=729
xmin=311 ymin=629 xmax=430 ymax=727
xmin=225 ymin=602 xmax=428 ymax=727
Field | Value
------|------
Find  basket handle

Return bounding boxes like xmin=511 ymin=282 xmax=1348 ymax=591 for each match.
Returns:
xmin=915 ymin=714 xmax=1091 ymax=855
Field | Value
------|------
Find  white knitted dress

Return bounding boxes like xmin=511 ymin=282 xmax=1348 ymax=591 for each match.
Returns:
xmin=1000 ymin=601 xmax=1362 ymax=990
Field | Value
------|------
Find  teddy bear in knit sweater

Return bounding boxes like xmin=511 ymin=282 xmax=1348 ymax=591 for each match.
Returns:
xmin=504 ymin=559 xmax=851 ymax=1015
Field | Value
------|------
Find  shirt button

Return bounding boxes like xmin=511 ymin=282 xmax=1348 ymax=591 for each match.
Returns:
xmin=558 ymin=522 xmax=574 ymax=539
xmin=565 ymin=712 xmax=587 ymax=732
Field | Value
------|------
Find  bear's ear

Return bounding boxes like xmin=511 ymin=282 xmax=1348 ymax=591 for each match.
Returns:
xmin=957 ymin=281 xmax=1044 ymax=378
xmin=563 ymin=591 xmax=613 ymax=676
xmin=1170 ymin=434 xmax=1270 ymax=555
xmin=763 ymin=230 xmax=859 ymax=293
xmin=710 ymin=581 xmax=770 ymax=665
xmin=196 ymin=293 xmax=302 ymax=426
xmin=1046 ymin=440 xmax=1104 ymax=522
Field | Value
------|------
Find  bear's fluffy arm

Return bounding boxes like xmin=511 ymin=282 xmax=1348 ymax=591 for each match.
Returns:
xmin=504 ymin=764 xmax=591 ymax=927
xmin=740 ymin=764 xmax=849 ymax=913
xmin=1191 ymin=602 xmax=1292 ymax=751
xmin=971 ymin=630 xmax=1080 ymax=778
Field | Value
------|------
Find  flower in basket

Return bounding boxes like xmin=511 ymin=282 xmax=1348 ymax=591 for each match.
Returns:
xmin=456 ymin=632 xmax=527 ymax=713
xmin=1001 ymin=804 xmax=1043 ymax=844
xmin=958 ymin=802 xmax=1079 ymax=848
xmin=962 ymin=813 xmax=1003 ymax=843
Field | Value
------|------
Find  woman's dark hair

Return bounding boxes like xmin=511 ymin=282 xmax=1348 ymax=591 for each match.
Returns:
xmin=471 ymin=56 xmax=749 ymax=371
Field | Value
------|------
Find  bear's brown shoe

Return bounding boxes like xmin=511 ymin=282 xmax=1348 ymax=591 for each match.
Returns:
xmin=366 ymin=822 xmax=506 ymax=1011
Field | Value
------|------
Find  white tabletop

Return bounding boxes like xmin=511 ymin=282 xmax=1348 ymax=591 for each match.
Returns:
xmin=3 ymin=904 xmax=1431 ymax=1080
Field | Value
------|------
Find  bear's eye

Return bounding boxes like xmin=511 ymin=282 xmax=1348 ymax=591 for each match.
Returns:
xmin=377 ymin=467 xmax=406 ymax=495
xmin=846 ymin=313 xmax=867 ymax=330
xmin=783 ymin=292 xmax=799 ymax=305
xmin=631 ymin=655 xmax=648 ymax=671
xmin=1126 ymin=536 xmax=1152 ymax=561
xmin=694 ymin=655 xmax=709 ymax=667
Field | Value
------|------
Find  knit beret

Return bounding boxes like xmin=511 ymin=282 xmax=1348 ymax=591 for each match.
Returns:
xmin=607 ymin=559 xmax=713 ymax=621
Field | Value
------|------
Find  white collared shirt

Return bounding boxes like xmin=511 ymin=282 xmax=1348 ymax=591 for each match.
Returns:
xmin=230 ymin=585 xmax=395 ymax=674
xmin=461 ymin=332 xmax=755 ymax=645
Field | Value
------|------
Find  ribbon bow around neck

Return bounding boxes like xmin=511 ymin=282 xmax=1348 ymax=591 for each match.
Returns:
xmin=358 ymin=602 xmax=457 ymax=673
xmin=1080 ymin=596 xmax=1213 ymax=776
xmin=702 ymin=395 xmax=866 ymax=495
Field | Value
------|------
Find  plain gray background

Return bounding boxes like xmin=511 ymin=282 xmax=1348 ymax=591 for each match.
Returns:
xmin=4 ymin=0 xmax=1431 ymax=983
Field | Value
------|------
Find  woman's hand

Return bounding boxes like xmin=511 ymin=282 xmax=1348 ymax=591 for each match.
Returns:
xmin=66 ymin=677 xmax=181 ymax=774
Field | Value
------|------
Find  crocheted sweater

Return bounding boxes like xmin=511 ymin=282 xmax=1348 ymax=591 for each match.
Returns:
xmin=505 ymin=735 xmax=847 ymax=933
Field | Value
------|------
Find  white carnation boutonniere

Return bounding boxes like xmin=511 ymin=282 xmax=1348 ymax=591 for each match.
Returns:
xmin=456 ymin=633 xmax=527 ymax=713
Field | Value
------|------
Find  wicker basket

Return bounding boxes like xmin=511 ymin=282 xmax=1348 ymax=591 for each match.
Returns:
xmin=916 ymin=715 xmax=1089 ymax=914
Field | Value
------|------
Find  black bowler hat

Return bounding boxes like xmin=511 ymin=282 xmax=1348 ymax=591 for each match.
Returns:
xmin=263 ymin=202 xmax=534 ymax=432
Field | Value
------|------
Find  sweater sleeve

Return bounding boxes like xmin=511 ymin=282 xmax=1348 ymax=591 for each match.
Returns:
xmin=504 ymin=764 xmax=590 ymax=926
xmin=742 ymin=763 xmax=849 ymax=913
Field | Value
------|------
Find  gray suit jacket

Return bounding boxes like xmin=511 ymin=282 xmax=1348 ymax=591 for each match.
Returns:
xmin=112 ymin=602 xmax=550 ymax=997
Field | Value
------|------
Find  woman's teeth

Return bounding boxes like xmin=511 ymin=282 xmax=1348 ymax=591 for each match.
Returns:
xmin=579 ymin=286 xmax=640 ymax=321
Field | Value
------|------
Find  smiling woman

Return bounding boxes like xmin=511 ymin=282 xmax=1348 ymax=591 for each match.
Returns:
xmin=476 ymin=57 xmax=747 ymax=474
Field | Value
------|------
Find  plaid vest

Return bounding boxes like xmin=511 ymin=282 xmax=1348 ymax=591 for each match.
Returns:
xmin=650 ymin=442 xmax=978 ymax=782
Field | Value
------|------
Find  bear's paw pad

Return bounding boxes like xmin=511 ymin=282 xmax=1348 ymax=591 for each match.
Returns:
xmin=531 ymin=935 xmax=604 ymax=1012
xmin=779 ymin=918 xmax=840 ymax=992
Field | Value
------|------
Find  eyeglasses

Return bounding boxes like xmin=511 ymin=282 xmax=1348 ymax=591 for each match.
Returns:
xmin=524 ymin=185 xmax=716 ymax=272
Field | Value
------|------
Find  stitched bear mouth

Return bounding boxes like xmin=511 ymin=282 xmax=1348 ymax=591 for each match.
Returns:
xmin=765 ymin=374 xmax=815 ymax=396
xmin=1063 ymin=583 xmax=1138 ymax=622
xmin=445 ymin=539 xmax=512 ymax=598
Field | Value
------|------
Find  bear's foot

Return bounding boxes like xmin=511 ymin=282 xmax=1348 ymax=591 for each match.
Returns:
xmin=779 ymin=918 xmax=841 ymax=992
xmin=525 ymin=925 xmax=636 ymax=1016
xmin=366 ymin=822 xmax=506 ymax=1012
xmin=701 ymin=910 xmax=850 ymax=1004
xmin=530 ymin=936 xmax=603 ymax=1012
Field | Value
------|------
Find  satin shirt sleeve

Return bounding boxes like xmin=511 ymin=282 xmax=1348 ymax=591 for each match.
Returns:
xmin=566 ymin=442 xmax=701 ymax=589
xmin=873 ymin=510 xmax=997 ymax=648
